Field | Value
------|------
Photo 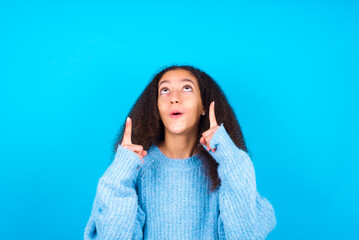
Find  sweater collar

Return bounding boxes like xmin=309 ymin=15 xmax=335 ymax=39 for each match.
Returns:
xmin=150 ymin=144 xmax=202 ymax=169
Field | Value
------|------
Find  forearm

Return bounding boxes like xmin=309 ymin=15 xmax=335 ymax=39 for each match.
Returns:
xmin=84 ymin=146 xmax=145 ymax=240
xmin=207 ymin=124 xmax=277 ymax=239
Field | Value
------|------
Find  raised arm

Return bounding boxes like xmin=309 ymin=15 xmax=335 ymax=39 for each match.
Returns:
xmin=84 ymin=117 xmax=147 ymax=239
xmin=200 ymin=102 xmax=276 ymax=239
xmin=209 ymin=123 xmax=276 ymax=239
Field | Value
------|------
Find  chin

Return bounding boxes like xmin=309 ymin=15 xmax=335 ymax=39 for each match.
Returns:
xmin=167 ymin=127 xmax=187 ymax=135
xmin=165 ymin=123 xmax=195 ymax=135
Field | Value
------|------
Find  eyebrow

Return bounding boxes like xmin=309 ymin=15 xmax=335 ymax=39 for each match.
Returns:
xmin=158 ymin=78 xmax=196 ymax=87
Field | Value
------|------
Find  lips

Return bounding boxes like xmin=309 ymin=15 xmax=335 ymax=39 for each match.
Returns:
xmin=170 ymin=111 xmax=183 ymax=118
xmin=170 ymin=111 xmax=183 ymax=115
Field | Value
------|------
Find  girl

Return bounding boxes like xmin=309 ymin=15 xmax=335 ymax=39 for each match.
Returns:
xmin=84 ymin=65 xmax=277 ymax=239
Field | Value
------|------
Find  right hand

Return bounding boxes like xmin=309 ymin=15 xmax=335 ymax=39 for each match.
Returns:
xmin=121 ymin=117 xmax=147 ymax=169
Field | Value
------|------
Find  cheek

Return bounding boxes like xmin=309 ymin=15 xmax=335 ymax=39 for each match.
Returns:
xmin=190 ymin=98 xmax=203 ymax=112
xmin=157 ymin=101 xmax=166 ymax=116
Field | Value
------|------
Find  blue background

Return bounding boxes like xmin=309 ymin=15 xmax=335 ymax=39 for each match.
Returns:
xmin=1 ymin=1 xmax=358 ymax=239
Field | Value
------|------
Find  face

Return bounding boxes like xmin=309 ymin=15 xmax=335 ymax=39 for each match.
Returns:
xmin=157 ymin=69 xmax=205 ymax=135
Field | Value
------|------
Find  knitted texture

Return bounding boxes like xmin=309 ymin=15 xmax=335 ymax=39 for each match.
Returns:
xmin=84 ymin=123 xmax=277 ymax=239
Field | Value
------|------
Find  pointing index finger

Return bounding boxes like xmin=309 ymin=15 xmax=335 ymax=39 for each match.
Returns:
xmin=209 ymin=101 xmax=218 ymax=128
xmin=122 ymin=117 xmax=132 ymax=145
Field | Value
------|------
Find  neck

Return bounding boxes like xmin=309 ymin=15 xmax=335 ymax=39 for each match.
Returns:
xmin=158 ymin=127 xmax=199 ymax=159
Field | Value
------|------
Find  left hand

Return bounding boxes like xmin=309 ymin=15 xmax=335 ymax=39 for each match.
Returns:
xmin=200 ymin=101 xmax=220 ymax=153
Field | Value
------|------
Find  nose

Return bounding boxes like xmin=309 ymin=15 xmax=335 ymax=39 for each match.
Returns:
xmin=170 ymin=90 xmax=180 ymax=104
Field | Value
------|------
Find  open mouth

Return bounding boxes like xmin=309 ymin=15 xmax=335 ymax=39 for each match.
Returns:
xmin=170 ymin=112 xmax=183 ymax=118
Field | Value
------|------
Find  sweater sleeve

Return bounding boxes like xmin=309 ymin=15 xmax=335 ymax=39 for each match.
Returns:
xmin=204 ymin=123 xmax=277 ymax=240
xmin=84 ymin=145 xmax=146 ymax=240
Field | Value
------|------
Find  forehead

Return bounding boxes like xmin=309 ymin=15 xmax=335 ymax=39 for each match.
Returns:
xmin=158 ymin=69 xmax=198 ymax=86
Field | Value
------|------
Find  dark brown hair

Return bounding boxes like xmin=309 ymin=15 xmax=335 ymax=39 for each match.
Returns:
xmin=112 ymin=64 xmax=250 ymax=192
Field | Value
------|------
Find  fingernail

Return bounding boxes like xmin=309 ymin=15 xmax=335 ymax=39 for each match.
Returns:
xmin=127 ymin=117 xmax=129 ymax=122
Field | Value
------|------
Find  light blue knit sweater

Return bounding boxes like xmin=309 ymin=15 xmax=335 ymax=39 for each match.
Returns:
xmin=84 ymin=123 xmax=277 ymax=239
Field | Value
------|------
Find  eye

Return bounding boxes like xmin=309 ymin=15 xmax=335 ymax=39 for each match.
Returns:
xmin=159 ymin=85 xmax=193 ymax=95
xmin=160 ymin=88 xmax=169 ymax=94
xmin=183 ymin=85 xmax=193 ymax=92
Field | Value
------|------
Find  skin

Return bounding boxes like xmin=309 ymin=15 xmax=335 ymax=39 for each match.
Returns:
xmin=121 ymin=117 xmax=147 ymax=169
xmin=199 ymin=100 xmax=219 ymax=154
xmin=121 ymin=69 xmax=220 ymax=168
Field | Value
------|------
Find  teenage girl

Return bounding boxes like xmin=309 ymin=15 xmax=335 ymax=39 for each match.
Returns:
xmin=84 ymin=65 xmax=277 ymax=239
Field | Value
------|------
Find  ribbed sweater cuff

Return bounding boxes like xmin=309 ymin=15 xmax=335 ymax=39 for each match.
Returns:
xmin=100 ymin=145 xmax=143 ymax=187
xmin=207 ymin=123 xmax=249 ymax=167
